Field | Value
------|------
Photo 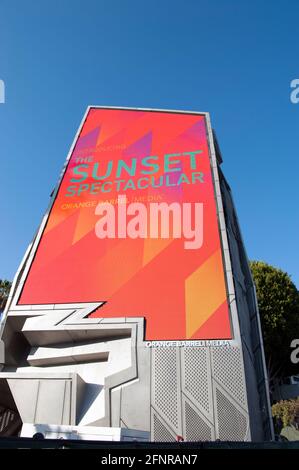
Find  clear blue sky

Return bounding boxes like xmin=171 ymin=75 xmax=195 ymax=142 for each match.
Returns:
xmin=0 ymin=0 xmax=298 ymax=287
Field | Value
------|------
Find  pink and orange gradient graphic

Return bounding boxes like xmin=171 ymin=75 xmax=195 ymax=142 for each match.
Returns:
xmin=19 ymin=108 xmax=232 ymax=340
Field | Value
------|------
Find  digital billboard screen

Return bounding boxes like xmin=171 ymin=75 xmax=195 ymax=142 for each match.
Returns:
xmin=18 ymin=108 xmax=232 ymax=340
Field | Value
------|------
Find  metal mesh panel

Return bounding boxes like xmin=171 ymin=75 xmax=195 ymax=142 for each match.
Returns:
xmin=153 ymin=413 xmax=176 ymax=442
xmin=216 ymin=388 xmax=247 ymax=441
xmin=153 ymin=348 xmax=179 ymax=429
xmin=183 ymin=348 xmax=210 ymax=413
xmin=212 ymin=347 xmax=246 ymax=407
xmin=184 ymin=401 xmax=212 ymax=442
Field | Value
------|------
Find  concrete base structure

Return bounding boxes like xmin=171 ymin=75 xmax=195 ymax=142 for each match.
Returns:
xmin=0 ymin=372 xmax=85 ymax=427
xmin=21 ymin=423 xmax=149 ymax=441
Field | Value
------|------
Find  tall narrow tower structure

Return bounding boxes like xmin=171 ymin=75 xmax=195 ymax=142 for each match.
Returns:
xmin=0 ymin=107 xmax=273 ymax=441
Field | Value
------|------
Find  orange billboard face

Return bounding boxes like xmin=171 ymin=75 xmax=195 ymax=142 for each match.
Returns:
xmin=19 ymin=108 xmax=232 ymax=340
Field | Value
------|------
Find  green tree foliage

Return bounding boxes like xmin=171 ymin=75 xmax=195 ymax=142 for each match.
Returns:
xmin=0 ymin=279 xmax=11 ymax=311
xmin=250 ymin=261 xmax=299 ymax=379
xmin=272 ymin=398 xmax=299 ymax=427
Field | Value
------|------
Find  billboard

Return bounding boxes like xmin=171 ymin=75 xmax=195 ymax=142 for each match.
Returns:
xmin=18 ymin=108 xmax=232 ymax=340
